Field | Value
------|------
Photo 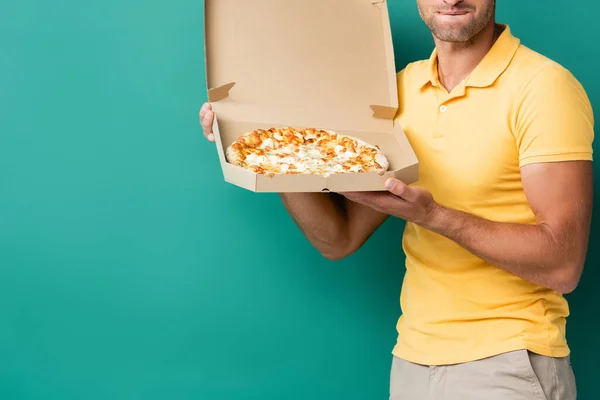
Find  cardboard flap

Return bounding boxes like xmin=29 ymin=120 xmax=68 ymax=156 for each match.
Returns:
xmin=204 ymin=0 xmax=399 ymax=134
xmin=208 ymin=82 xmax=235 ymax=102
xmin=370 ymin=105 xmax=398 ymax=119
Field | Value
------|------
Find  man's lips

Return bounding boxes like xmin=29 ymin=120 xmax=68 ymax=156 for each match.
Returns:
xmin=438 ymin=10 xmax=469 ymax=15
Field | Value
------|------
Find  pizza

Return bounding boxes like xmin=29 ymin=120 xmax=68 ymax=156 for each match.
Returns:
xmin=225 ymin=127 xmax=389 ymax=178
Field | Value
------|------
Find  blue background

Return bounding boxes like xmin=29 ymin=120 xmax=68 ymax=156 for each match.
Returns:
xmin=1 ymin=1 xmax=598 ymax=399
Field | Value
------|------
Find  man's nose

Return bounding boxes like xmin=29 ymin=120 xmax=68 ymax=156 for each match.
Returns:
xmin=444 ymin=0 xmax=464 ymax=6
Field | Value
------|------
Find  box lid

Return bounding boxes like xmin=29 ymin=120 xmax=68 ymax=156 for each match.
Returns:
xmin=204 ymin=0 xmax=400 ymax=134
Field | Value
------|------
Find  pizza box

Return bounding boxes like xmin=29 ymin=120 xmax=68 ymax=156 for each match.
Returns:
xmin=203 ymin=0 xmax=418 ymax=193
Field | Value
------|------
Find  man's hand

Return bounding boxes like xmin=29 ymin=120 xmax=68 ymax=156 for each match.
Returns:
xmin=199 ymin=102 xmax=215 ymax=142
xmin=341 ymin=178 xmax=441 ymax=229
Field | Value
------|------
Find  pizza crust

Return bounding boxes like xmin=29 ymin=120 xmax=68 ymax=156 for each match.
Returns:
xmin=225 ymin=143 xmax=241 ymax=166
xmin=225 ymin=127 xmax=390 ymax=177
xmin=348 ymin=134 xmax=390 ymax=172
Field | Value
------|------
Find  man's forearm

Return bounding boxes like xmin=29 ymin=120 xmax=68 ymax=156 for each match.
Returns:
xmin=279 ymin=193 xmax=350 ymax=259
xmin=426 ymin=205 xmax=584 ymax=293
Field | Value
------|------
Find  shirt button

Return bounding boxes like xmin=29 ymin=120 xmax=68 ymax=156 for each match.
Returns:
xmin=440 ymin=105 xmax=447 ymax=113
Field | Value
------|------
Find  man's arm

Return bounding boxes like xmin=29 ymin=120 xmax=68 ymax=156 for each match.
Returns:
xmin=429 ymin=64 xmax=592 ymax=293
xmin=428 ymin=160 xmax=593 ymax=293
xmin=344 ymin=160 xmax=592 ymax=293
xmin=279 ymin=193 xmax=388 ymax=260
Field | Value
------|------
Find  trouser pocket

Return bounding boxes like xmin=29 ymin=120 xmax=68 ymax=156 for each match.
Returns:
xmin=517 ymin=349 xmax=549 ymax=400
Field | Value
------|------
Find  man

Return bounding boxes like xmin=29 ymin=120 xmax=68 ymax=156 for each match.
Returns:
xmin=200 ymin=0 xmax=594 ymax=398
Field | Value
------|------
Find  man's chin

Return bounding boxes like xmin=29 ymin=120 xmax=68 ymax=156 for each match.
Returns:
xmin=432 ymin=31 xmax=473 ymax=43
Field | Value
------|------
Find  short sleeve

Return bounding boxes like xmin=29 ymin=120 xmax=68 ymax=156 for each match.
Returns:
xmin=514 ymin=64 xmax=594 ymax=167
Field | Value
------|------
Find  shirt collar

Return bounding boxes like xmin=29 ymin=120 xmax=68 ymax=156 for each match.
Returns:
xmin=416 ymin=24 xmax=521 ymax=89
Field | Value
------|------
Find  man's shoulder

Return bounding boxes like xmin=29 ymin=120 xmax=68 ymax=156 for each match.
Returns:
xmin=510 ymin=43 xmax=581 ymax=89
xmin=510 ymin=43 xmax=594 ymax=139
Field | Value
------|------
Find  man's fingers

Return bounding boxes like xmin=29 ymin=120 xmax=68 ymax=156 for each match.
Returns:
xmin=202 ymin=110 xmax=214 ymax=129
xmin=342 ymin=191 xmax=400 ymax=210
xmin=199 ymin=103 xmax=209 ymax=124
xmin=385 ymin=178 xmax=418 ymax=202
xmin=200 ymin=102 xmax=212 ymax=114
xmin=341 ymin=191 xmax=380 ymax=204
xmin=199 ymin=103 xmax=215 ymax=141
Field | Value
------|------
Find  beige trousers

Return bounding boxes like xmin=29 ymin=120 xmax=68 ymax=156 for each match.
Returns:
xmin=389 ymin=349 xmax=576 ymax=399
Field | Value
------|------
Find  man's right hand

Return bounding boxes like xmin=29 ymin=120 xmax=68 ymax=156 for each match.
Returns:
xmin=199 ymin=102 xmax=215 ymax=142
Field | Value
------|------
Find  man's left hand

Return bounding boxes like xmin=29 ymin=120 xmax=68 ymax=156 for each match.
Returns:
xmin=341 ymin=178 xmax=441 ymax=229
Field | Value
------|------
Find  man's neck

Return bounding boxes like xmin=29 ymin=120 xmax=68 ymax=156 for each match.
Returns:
xmin=434 ymin=23 xmax=500 ymax=92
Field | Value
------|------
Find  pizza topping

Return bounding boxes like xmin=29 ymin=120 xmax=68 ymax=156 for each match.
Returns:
xmin=227 ymin=127 xmax=388 ymax=177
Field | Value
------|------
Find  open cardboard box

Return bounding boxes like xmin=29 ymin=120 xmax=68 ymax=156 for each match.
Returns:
xmin=203 ymin=0 xmax=418 ymax=192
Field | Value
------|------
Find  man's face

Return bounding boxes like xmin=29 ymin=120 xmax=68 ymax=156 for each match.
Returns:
xmin=416 ymin=0 xmax=496 ymax=43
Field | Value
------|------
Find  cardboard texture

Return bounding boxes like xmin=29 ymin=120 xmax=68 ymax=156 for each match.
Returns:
xmin=204 ymin=0 xmax=419 ymax=192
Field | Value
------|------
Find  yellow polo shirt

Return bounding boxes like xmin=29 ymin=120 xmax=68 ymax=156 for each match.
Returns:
xmin=393 ymin=24 xmax=594 ymax=365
